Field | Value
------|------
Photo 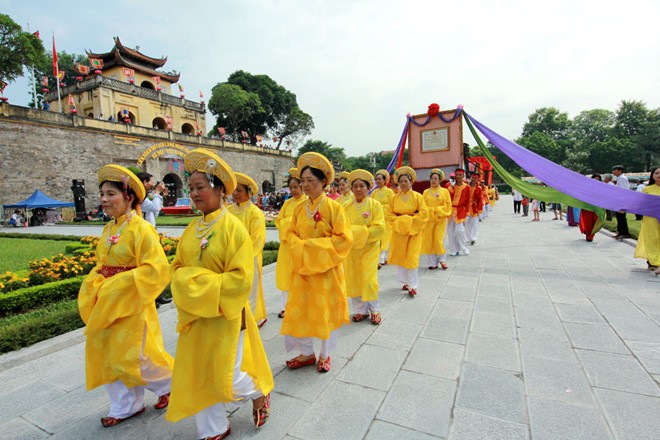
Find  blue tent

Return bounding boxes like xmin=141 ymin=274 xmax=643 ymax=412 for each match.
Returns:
xmin=3 ymin=190 xmax=74 ymax=209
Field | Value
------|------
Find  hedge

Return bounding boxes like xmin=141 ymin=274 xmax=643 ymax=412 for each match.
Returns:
xmin=0 ymin=299 xmax=84 ymax=354
xmin=0 ymin=233 xmax=80 ymax=241
xmin=65 ymin=243 xmax=92 ymax=254
xmin=0 ymin=276 xmax=85 ymax=317
xmin=264 ymin=241 xmax=280 ymax=251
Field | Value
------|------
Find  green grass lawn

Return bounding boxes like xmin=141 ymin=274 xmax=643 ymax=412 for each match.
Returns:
xmin=601 ymin=213 xmax=641 ymax=240
xmin=0 ymin=238 xmax=70 ymax=272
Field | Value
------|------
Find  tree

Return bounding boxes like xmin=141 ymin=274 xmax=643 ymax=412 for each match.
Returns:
xmin=588 ymin=138 xmax=642 ymax=172
xmin=521 ymin=107 xmax=571 ymax=140
xmin=0 ymin=14 xmax=45 ymax=83
xmin=272 ymin=107 xmax=314 ymax=149
xmin=296 ymin=140 xmax=348 ymax=170
xmin=569 ymin=109 xmax=615 ymax=146
xmin=30 ymin=51 xmax=88 ymax=107
xmin=636 ymin=107 xmax=660 ymax=170
xmin=207 ymin=83 xmax=263 ymax=138
xmin=518 ymin=132 xmax=566 ymax=165
xmin=614 ymin=100 xmax=648 ymax=138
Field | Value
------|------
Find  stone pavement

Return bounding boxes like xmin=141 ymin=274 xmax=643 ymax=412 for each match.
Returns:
xmin=1 ymin=196 xmax=659 ymax=439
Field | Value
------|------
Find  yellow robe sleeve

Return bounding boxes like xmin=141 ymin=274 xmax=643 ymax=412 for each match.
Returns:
xmin=248 ymin=207 xmax=266 ymax=258
xmin=275 ymin=200 xmax=294 ymax=243
xmin=388 ymin=193 xmax=428 ymax=236
xmin=82 ymin=223 xmax=170 ymax=332
xmin=347 ymin=199 xmax=385 ymax=250
xmin=288 ymin=201 xmax=353 ymax=275
xmin=171 ymin=220 xmax=254 ymax=332
xmin=434 ymin=189 xmax=452 ymax=219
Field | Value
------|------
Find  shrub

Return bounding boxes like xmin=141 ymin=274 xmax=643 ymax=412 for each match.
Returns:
xmin=264 ymin=241 xmax=280 ymax=251
xmin=0 ymin=233 xmax=80 ymax=241
xmin=0 ymin=271 xmax=30 ymax=293
xmin=65 ymin=243 xmax=92 ymax=254
xmin=0 ymin=276 xmax=85 ymax=317
xmin=80 ymin=236 xmax=100 ymax=247
xmin=0 ymin=299 xmax=84 ymax=354
xmin=29 ymin=252 xmax=96 ymax=285
xmin=159 ymin=234 xmax=179 ymax=256
xmin=263 ymin=250 xmax=278 ymax=266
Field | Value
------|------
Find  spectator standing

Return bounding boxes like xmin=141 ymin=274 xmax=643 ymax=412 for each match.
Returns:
xmin=603 ymin=174 xmax=615 ymax=220
xmin=612 ymin=165 xmax=630 ymax=239
xmin=521 ymin=196 xmax=529 ymax=217
xmin=512 ymin=189 xmax=522 ymax=214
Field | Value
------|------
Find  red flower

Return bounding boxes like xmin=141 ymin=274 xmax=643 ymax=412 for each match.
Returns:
xmin=313 ymin=211 xmax=322 ymax=222
xmin=428 ymin=103 xmax=440 ymax=117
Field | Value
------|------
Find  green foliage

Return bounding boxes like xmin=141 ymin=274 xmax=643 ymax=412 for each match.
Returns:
xmin=0 ymin=14 xmax=45 ymax=83
xmin=0 ymin=299 xmax=83 ymax=354
xmin=0 ymin=276 xmax=84 ymax=317
xmin=30 ymin=50 xmax=88 ymax=108
xmin=263 ymin=250 xmax=278 ymax=266
xmin=65 ymin=242 xmax=91 ymax=254
xmin=518 ymin=132 xmax=566 ymax=166
xmin=521 ymin=107 xmax=571 ymax=140
xmin=0 ymin=232 xmax=80 ymax=241
xmin=297 ymin=140 xmax=349 ymax=169
xmin=0 ymin=237 xmax=73 ymax=272
xmin=208 ymin=83 xmax=264 ymax=137
xmin=264 ymin=241 xmax=280 ymax=251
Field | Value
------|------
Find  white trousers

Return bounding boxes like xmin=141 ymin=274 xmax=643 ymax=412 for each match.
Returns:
xmin=379 ymin=250 xmax=388 ymax=265
xmin=465 ymin=215 xmax=479 ymax=242
xmin=195 ymin=331 xmax=262 ymax=439
xmin=396 ymin=266 xmax=419 ymax=289
xmin=104 ymin=327 xmax=172 ymax=418
xmin=424 ymin=253 xmax=447 ymax=267
xmin=280 ymin=290 xmax=288 ymax=312
xmin=447 ymin=218 xmax=469 ymax=256
xmin=351 ymin=296 xmax=380 ymax=314
xmin=284 ymin=330 xmax=338 ymax=359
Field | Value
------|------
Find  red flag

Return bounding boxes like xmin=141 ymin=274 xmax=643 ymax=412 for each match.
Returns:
xmin=218 ymin=127 xmax=226 ymax=136
xmin=32 ymin=30 xmax=41 ymax=39
xmin=42 ymin=76 xmax=48 ymax=87
xmin=199 ymin=90 xmax=204 ymax=99
xmin=122 ymin=68 xmax=134 ymax=78
xmin=67 ymin=94 xmax=75 ymax=105
xmin=52 ymin=35 xmax=59 ymax=77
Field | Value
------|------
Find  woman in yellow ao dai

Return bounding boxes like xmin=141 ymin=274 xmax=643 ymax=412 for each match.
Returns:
xmin=344 ymin=169 xmax=385 ymax=325
xmin=371 ymin=170 xmax=395 ymax=267
xmin=166 ymin=149 xmax=273 ymax=439
xmin=229 ymin=172 xmax=267 ymax=326
xmin=336 ymin=171 xmax=355 ymax=206
xmin=421 ymin=169 xmax=452 ymax=270
xmin=281 ymin=152 xmax=353 ymax=374
xmin=634 ymin=167 xmax=660 ymax=275
xmin=78 ymin=164 xmax=172 ymax=428
xmin=275 ymin=168 xmax=307 ymax=318
xmin=386 ymin=166 xmax=428 ymax=296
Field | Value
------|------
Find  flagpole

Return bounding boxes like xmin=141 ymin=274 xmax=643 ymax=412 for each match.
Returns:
xmin=27 ymin=23 xmax=38 ymax=109
xmin=53 ymin=32 xmax=62 ymax=113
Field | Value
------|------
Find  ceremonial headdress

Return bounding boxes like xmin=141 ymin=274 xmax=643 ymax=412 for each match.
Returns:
xmin=297 ymin=152 xmax=335 ymax=183
xmin=348 ymin=169 xmax=375 ymax=189
xmin=392 ymin=166 xmax=417 ymax=184
xmin=234 ymin=172 xmax=258 ymax=195
xmin=430 ymin=168 xmax=445 ymax=181
xmin=288 ymin=167 xmax=301 ymax=180
xmin=375 ymin=169 xmax=390 ymax=184
xmin=338 ymin=171 xmax=350 ymax=181
xmin=98 ymin=164 xmax=146 ymax=204
xmin=184 ymin=148 xmax=237 ymax=194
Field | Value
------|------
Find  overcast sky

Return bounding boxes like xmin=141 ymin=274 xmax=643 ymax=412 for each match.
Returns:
xmin=3 ymin=0 xmax=659 ymax=156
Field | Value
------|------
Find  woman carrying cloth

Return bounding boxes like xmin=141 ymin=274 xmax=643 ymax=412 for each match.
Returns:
xmin=336 ymin=171 xmax=355 ymax=206
xmin=78 ymin=165 xmax=173 ymax=428
xmin=386 ymin=166 xmax=428 ymax=296
xmin=371 ymin=169 xmax=395 ymax=268
xmin=421 ymin=168 xmax=452 ymax=270
xmin=344 ymin=169 xmax=385 ymax=324
xmin=281 ymin=152 xmax=353 ymax=373
xmin=634 ymin=167 xmax=660 ymax=275
xmin=275 ymin=168 xmax=307 ymax=318
xmin=166 ymin=149 xmax=273 ymax=440
xmin=229 ymin=172 xmax=268 ymax=328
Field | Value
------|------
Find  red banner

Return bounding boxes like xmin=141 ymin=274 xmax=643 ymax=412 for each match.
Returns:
xmin=52 ymin=36 xmax=58 ymax=76
xmin=0 ymin=80 xmax=7 ymax=94
xmin=76 ymin=64 xmax=90 ymax=75
xmin=89 ymin=58 xmax=104 ymax=69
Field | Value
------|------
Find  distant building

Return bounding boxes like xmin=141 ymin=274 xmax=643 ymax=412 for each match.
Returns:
xmin=45 ymin=36 xmax=205 ymax=135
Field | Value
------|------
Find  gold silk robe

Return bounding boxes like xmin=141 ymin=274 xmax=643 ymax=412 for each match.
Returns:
xmin=78 ymin=212 xmax=172 ymax=391
xmin=229 ymin=201 xmax=267 ymax=322
xmin=281 ymin=194 xmax=353 ymax=340
xmin=421 ymin=186 xmax=452 ymax=255
xmin=275 ymin=194 xmax=307 ymax=291
xmin=344 ymin=198 xmax=385 ymax=301
xmin=386 ymin=190 xmax=429 ymax=269
xmin=371 ymin=186 xmax=395 ymax=252
xmin=166 ymin=208 xmax=274 ymax=422
xmin=337 ymin=192 xmax=355 ymax=207
xmin=634 ymin=185 xmax=660 ymax=266
xmin=488 ymin=187 xmax=497 ymax=207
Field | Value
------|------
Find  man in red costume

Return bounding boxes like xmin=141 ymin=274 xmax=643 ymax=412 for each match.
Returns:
xmin=465 ymin=172 xmax=483 ymax=245
xmin=447 ymin=168 xmax=471 ymax=256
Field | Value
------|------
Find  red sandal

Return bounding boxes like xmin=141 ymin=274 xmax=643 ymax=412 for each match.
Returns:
xmin=154 ymin=392 xmax=170 ymax=410
xmin=401 ymin=284 xmax=409 ymax=291
xmin=317 ymin=356 xmax=331 ymax=373
xmin=253 ymin=393 xmax=271 ymax=428
xmin=100 ymin=407 xmax=145 ymax=427
xmin=286 ymin=355 xmax=316 ymax=369
xmin=408 ymin=288 xmax=417 ymax=296
xmin=204 ymin=427 xmax=231 ymax=440
xmin=370 ymin=312 xmax=382 ymax=325
xmin=352 ymin=313 xmax=369 ymax=322
xmin=440 ymin=262 xmax=448 ymax=270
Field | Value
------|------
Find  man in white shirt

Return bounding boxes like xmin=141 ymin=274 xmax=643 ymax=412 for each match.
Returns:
xmin=512 ymin=189 xmax=523 ymax=214
xmin=612 ymin=165 xmax=630 ymax=239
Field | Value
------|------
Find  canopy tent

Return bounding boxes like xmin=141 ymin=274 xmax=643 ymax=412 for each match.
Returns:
xmin=4 ymin=190 xmax=74 ymax=209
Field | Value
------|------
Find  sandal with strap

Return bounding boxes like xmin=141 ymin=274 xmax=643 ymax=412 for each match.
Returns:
xmin=370 ymin=312 xmax=382 ymax=325
xmin=252 ymin=394 xmax=271 ymax=428
xmin=204 ymin=427 xmax=231 ymax=440
xmin=277 ymin=310 xmax=285 ymax=318
xmin=408 ymin=288 xmax=417 ymax=297
xmin=317 ymin=356 xmax=331 ymax=373
xmin=286 ymin=355 xmax=316 ymax=369
xmin=352 ymin=313 xmax=369 ymax=322
xmin=401 ymin=284 xmax=410 ymax=291
xmin=100 ymin=407 xmax=145 ymax=427
xmin=440 ymin=262 xmax=448 ymax=270
xmin=257 ymin=318 xmax=268 ymax=329
xmin=154 ymin=392 xmax=170 ymax=410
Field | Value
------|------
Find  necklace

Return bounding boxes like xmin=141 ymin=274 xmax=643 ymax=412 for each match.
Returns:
xmin=305 ymin=197 xmax=324 ymax=219
xmin=231 ymin=200 xmax=251 ymax=215
xmin=196 ymin=209 xmax=226 ymax=238
xmin=106 ymin=212 xmax=133 ymax=248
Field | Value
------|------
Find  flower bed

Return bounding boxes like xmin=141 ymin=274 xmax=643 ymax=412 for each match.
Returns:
xmin=0 ymin=276 xmax=85 ymax=317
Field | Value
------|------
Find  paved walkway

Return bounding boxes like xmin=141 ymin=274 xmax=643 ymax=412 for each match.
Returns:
xmin=1 ymin=196 xmax=659 ymax=439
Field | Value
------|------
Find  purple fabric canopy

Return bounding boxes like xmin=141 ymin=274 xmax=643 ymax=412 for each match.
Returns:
xmin=466 ymin=114 xmax=660 ymax=220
